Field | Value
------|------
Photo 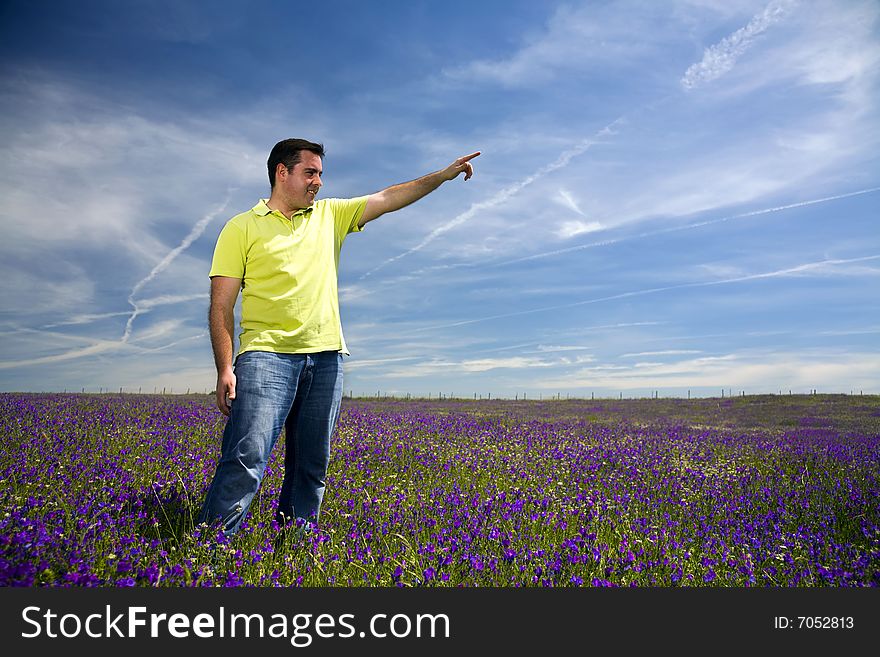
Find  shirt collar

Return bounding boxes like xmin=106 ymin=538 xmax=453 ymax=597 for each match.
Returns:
xmin=253 ymin=199 xmax=314 ymax=219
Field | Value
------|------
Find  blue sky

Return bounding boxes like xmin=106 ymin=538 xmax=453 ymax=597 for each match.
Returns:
xmin=1 ymin=0 xmax=878 ymax=398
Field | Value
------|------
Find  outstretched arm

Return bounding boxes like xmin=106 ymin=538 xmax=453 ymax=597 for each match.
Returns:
xmin=359 ymin=151 xmax=480 ymax=227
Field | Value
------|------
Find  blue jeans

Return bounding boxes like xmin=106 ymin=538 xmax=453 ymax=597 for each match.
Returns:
xmin=197 ymin=350 xmax=344 ymax=535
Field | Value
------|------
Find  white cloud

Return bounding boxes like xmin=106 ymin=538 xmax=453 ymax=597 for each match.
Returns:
xmin=0 ymin=91 xmax=258 ymax=250
xmin=680 ymin=0 xmax=797 ymax=89
xmin=0 ymin=265 xmax=96 ymax=316
xmin=535 ymin=345 xmax=593 ymax=353
xmin=123 ymin=196 xmax=231 ymax=342
xmin=361 ymin=119 xmax=623 ymax=277
xmin=348 ymin=1 xmax=879 ymax=278
xmin=128 ymin=319 xmax=189 ymax=345
xmin=534 ymin=350 xmax=880 ymax=393
xmin=2 ymin=3 xmax=877 ymax=397
xmin=429 ymin=255 xmax=877 ymax=330
xmin=342 ymin=356 xmax=423 ymax=371
xmin=620 ymin=350 xmax=703 ymax=358
xmin=0 ymin=340 xmax=128 ymax=370
xmin=137 ymin=293 xmax=210 ymax=310
xmin=384 ymin=355 xmax=558 ymax=378
xmin=495 ymin=187 xmax=880 ymax=268
xmin=555 ymin=220 xmax=603 ymax=240
xmin=442 ymin=3 xmax=677 ymax=88
xmin=553 ymin=189 xmax=585 ymax=215
xmin=43 ymin=312 xmax=132 ymax=328
xmin=41 ymin=294 xmax=209 ymax=331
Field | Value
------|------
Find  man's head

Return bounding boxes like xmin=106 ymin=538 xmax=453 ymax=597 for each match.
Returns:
xmin=267 ymin=138 xmax=325 ymax=212
xmin=267 ymin=138 xmax=325 ymax=189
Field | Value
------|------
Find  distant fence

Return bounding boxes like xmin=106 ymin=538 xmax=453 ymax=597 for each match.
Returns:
xmin=19 ymin=387 xmax=876 ymax=399
xmin=341 ymin=388 xmax=873 ymax=401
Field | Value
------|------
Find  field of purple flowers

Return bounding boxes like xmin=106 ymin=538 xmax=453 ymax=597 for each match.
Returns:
xmin=1 ymin=392 xmax=877 ymax=587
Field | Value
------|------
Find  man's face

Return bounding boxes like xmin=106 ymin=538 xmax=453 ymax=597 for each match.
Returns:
xmin=280 ymin=151 xmax=323 ymax=210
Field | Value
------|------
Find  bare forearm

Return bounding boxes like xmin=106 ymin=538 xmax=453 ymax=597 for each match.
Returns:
xmin=207 ymin=276 xmax=241 ymax=414
xmin=373 ymin=171 xmax=446 ymax=214
xmin=360 ymin=151 xmax=480 ymax=226
xmin=209 ymin=304 xmax=235 ymax=374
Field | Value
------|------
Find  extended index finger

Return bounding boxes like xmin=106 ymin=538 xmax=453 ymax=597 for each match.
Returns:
xmin=458 ymin=151 xmax=481 ymax=163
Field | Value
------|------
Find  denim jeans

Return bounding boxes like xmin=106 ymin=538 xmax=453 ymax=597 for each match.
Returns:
xmin=197 ymin=350 xmax=344 ymax=535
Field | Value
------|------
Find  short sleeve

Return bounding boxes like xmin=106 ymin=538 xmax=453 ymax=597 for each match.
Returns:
xmin=209 ymin=221 xmax=246 ymax=279
xmin=327 ymin=196 xmax=370 ymax=236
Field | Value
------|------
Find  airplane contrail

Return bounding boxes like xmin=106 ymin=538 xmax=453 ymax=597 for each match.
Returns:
xmin=358 ymin=0 xmax=795 ymax=280
xmin=410 ymin=254 xmax=880 ymax=333
xmin=122 ymin=193 xmax=232 ymax=342
xmin=681 ymin=0 xmax=797 ymax=90
xmin=4 ymin=194 xmax=233 ymax=369
xmin=360 ymin=1 xmax=799 ymax=281
xmin=359 ymin=120 xmax=624 ymax=280
xmin=493 ymin=186 xmax=880 ymax=267
xmin=339 ymin=185 xmax=880 ymax=299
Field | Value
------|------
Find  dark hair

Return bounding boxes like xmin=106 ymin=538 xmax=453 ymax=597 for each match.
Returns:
xmin=267 ymin=138 xmax=325 ymax=188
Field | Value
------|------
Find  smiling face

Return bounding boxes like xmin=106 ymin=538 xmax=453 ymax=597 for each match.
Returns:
xmin=273 ymin=150 xmax=323 ymax=214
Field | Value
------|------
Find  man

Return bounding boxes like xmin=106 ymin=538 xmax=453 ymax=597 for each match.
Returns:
xmin=197 ymin=138 xmax=479 ymax=535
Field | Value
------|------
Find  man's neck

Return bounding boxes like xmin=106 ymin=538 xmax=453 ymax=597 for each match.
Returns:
xmin=265 ymin=195 xmax=311 ymax=218
xmin=266 ymin=197 xmax=291 ymax=218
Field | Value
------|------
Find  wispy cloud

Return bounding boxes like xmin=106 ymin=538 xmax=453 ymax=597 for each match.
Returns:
xmin=122 ymin=197 xmax=231 ymax=342
xmin=535 ymin=345 xmax=593 ymax=353
xmin=555 ymin=220 xmax=603 ymax=240
xmin=43 ymin=311 xmax=132 ymax=329
xmin=553 ymin=189 xmax=585 ymax=216
xmin=141 ymin=332 xmax=208 ymax=353
xmin=137 ymin=293 xmax=211 ymax=310
xmin=342 ymin=355 xmax=423 ymax=371
xmin=492 ymin=187 xmax=880 ymax=267
xmin=681 ymin=0 xmax=798 ymax=90
xmin=384 ymin=355 xmax=559 ymax=379
xmin=43 ymin=294 xmax=209 ymax=329
xmin=441 ymin=3 xmax=679 ymax=89
xmin=410 ymin=254 xmax=880 ymax=334
xmin=2 ymin=2 xmax=877 ymax=396
xmin=0 ymin=340 xmax=128 ymax=370
xmin=620 ymin=350 xmax=703 ymax=358
xmin=359 ymin=120 xmax=623 ymax=278
xmin=534 ymin=349 xmax=880 ymax=393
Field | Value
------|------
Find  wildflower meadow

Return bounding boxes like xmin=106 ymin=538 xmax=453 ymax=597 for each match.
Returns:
xmin=1 ymin=392 xmax=877 ymax=587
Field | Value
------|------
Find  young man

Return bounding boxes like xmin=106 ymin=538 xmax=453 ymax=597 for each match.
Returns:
xmin=197 ymin=138 xmax=479 ymax=535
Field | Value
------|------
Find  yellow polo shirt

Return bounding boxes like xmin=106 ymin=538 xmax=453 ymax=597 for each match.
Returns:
xmin=209 ymin=197 xmax=368 ymax=356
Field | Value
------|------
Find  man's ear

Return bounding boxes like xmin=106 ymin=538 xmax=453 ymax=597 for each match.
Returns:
xmin=275 ymin=162 xmax=288 ymax=181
